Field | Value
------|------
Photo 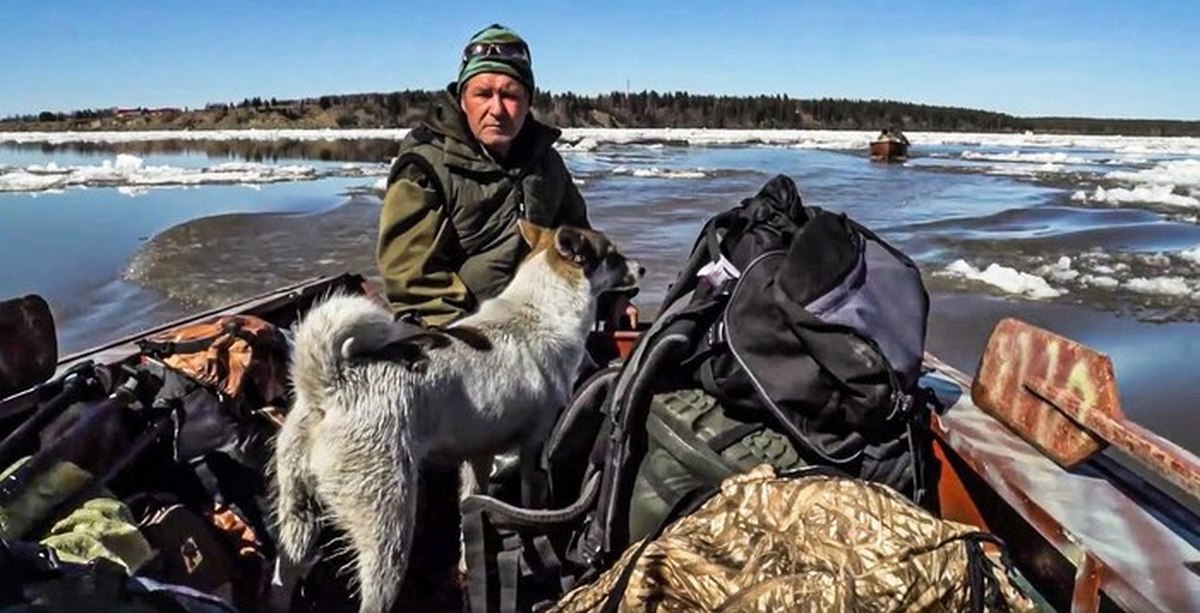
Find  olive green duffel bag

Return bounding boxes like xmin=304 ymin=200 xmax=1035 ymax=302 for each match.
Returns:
xmin=627 ymin=389 xmax=808 ymax=542
xmin=628 ymin=388 xmax=931 ymax=543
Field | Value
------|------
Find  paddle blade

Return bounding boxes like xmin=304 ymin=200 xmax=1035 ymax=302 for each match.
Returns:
xmin=0 ymin=294 xmax=58 ymax=398
xmin=971 ymin=318 xmax=1120 ymax=469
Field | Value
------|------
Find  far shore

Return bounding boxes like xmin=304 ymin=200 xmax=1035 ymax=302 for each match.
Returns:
xmin=3 ymin=127 xmax=1200 ymax=148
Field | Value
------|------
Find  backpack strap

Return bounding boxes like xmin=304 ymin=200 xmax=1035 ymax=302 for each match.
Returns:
xmin=658 ymin=209 xmax=743 ymax=309
xmin=597 ymin=485 xmax=719 ymax=613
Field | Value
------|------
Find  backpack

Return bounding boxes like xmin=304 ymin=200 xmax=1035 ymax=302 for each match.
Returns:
xmin=656 ymin=173 xmax=929 ymax=472
xmin=461 ymin=175 xmax=940 ymax=612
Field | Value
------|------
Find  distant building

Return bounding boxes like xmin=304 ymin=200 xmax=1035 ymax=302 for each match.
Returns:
xmin=114 ymin=107 xmax=182 ymax=118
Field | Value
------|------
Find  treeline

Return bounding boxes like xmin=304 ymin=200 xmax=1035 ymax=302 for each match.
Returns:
xmin=5 ymin=90 xmax=1198 ymax=136
xmin=1022 ymin=116 xmax=1200 ymax=137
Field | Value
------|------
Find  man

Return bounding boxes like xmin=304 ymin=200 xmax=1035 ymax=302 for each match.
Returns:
xmin=378 ymin=23 xmax=589 ymax=327
xmin=372 ymin=24 xmax=589 ymax=605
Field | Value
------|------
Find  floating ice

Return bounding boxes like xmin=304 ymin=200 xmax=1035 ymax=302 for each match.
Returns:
xmin=1037 ymin=256 xmax=1080 ymax=282
xmin=0 ymin=154 xmax=320 ymax=193
xmin=1179 ymin=246 xmax=1200 ymax=265
xmin=611 ymin=166 xmax=707 ymax=179
xmin=940 ymin=259 xmax=1065 ymax=299
xmin=1107 ymin=159 xmax=1200 ymax=189
xmin=1071 ymin=185 xmax=1200 ymax=208
xmin=3 ymin=128 xmax=1197 ymax=158
xmin=961 ymin=150 xmax=1088 ymax=164
xmin=1123 ymin=276 xmax=1194 ymax=297
xmin=1079 ymin=274 xmax=1120 ymax=289
xmin=558 ymin=137 xmax=599 ymax=152
xmin=985 ymin=162 xmax=1065 ymax=176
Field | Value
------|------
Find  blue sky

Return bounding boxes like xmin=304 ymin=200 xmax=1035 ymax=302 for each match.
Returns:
xmin=1 ymin=0 xmax=1196 ymax=120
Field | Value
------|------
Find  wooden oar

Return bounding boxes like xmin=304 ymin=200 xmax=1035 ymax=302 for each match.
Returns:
xmin=0 ymin=294 xmax=58 ymax=399
xmin=971 ymin=317 xmax=1200 ymax=502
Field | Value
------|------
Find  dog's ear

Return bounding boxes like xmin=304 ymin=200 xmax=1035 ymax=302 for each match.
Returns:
xmin=553 ymin=226 xmax=592 ymax=266
xmin=518 ymin=219 xmax=546 ymax=248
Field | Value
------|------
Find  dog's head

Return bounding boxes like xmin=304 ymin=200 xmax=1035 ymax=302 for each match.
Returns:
xmin=519 ymin=220 xmax=644 ymax=295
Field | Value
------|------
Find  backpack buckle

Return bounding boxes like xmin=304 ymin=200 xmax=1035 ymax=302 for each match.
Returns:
xmin=889 ymin=391 xmax=914 ymax=421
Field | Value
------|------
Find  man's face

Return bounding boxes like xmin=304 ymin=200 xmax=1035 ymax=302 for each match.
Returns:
xmin=459 ymin=73 xmax=530 ymax=158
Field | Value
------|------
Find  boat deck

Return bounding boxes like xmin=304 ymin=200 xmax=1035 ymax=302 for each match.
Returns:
xmin=923 ymin=361 xmax=1200 ymax=611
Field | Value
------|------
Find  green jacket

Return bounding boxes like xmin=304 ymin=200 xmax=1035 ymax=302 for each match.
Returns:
xmin=377 ymin=90 xmax=589 ymax=326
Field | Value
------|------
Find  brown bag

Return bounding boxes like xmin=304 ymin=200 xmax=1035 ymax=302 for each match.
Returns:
xmin=550 ymin=465 xmax=1034 ymax=613
xmin=138 ymin=501 xmax=240 ymax=605
xmin=138 ymin=314 xmax=288 ymax=405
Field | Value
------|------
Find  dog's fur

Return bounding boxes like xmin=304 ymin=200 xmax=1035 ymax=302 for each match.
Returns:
xmin=272 ymin=221 xmax=641 ymax=612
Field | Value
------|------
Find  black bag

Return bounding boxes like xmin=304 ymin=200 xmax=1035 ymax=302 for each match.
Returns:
xmin=1 ymin=538 xmax=236 ymax=612
xmin=661 ymin=173 xmax=929 ymax=469
xmin=460 ymin=175 xmax=935 ymax=612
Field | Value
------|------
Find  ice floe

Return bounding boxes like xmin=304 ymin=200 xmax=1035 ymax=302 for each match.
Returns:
xmin=961 ymin=150 xmax=1088 ymax=164
xmin=4 ymin=128 xmax=1199 ymax=158
xmin=1072 ymin=185 xmax=1200 ymax=209
xmin=1107 ymin=159 xmax=1200 ymax=189
xmin=1179 ymin=246 xmax=1200 ymax=265
xmin=610 ymin=165 xmax=708 ymax=179
xmin=0 ymin=153 xmax=390 ymax=193
xmin=1123 ymin=276 xmax=1194 ymax=297
xmin=939 ymin=259 xmax=1065 ymax=299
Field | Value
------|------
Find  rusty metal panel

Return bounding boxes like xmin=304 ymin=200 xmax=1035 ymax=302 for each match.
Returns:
xmin=971 ymin=317 xmax=1113 ymax=468
xmin=925 ymin=356 xmax=1200 ymax=612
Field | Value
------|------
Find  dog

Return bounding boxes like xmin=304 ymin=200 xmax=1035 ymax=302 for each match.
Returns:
xmin=272 ymin=220 xmax=642 ymax=612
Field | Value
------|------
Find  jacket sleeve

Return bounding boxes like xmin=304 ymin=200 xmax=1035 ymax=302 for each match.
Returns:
xmin=376 ymin=167 xmax=475 ymax=327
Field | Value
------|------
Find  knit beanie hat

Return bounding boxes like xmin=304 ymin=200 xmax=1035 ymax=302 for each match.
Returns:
xmin=457 ymin=24 xmax=535 ymax=96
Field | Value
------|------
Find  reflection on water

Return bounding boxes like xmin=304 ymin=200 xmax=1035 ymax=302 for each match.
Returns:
xmin=4 ymin=138 xmax=402 ymax=163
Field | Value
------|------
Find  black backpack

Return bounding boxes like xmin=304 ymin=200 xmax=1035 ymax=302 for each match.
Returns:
xmin=666 ymin=173 xmax=930 ymax=474
xmin=460 ymin=174 xmax=934 ymax=612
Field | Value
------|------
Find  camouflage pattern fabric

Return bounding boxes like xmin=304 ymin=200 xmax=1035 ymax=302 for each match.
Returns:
xmin=139 ymin=314 xmax=287 ymax=403
xmin=550 ymin=465 xmax=1034 ymax=612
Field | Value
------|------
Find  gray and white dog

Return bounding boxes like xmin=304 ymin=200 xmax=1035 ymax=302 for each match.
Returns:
xmin=272 ymin=220 xmax=641 ymax=612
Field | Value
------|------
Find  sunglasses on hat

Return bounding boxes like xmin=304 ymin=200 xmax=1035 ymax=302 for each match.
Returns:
xmin=462 ymin=41 xmax=531 ymax=64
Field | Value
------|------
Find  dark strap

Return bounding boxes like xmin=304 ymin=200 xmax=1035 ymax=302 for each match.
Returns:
xmin=498 ymin=538 xmax=522 ymax=613
xmin=704 ymin=218 xmax=724 ymax=262
xmin=387 ymin=151 xmax=447 ymax=206
xmin=598 ymin=485 xmax=718 ymax=613
xmin=531 ymin=534 xmax=572 ymax=592
xmin=463 ymin=508 xmax=490 ymax=613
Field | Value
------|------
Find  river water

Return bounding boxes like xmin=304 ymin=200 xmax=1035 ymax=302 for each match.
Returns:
xmin=2 ymin=129 xmax=1198 ymax=452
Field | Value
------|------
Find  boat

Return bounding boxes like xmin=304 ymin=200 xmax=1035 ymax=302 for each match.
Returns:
xmin=3 ymin=272 xmax=1199 ymax=611
xmin=870 ymin=129 xmax=910 ymax=162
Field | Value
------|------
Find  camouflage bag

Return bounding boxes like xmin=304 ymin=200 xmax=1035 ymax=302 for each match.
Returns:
xmin=551 ymin=465 xmax=1034 ymax=613
xmin=136 ymin=314 xmax=290 ymax=572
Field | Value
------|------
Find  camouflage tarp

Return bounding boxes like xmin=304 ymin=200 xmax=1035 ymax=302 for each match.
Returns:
xmin=550 ymin=465 xmax=1034 ymax=612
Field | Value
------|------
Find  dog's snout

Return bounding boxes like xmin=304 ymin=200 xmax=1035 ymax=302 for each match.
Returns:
xmin=629 ymin=261 xmax=646 ymax=279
